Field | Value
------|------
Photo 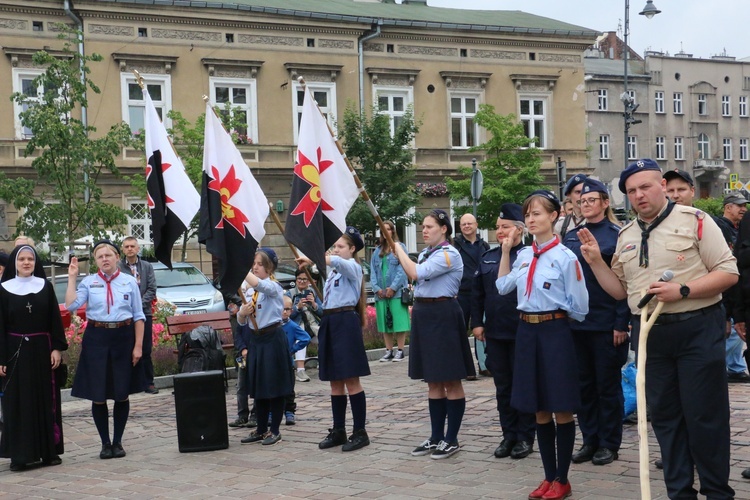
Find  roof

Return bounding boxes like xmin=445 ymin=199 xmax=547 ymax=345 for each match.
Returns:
xmin=91 ymin=0 xmax=599 ymax=37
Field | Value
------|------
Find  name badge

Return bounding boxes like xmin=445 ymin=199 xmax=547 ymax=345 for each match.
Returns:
xmin=90 ymin=283 xmax=104 ymax=288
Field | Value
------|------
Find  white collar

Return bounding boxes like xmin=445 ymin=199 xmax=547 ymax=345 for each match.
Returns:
xmin=2 ymin=275 xmax=45 ymax=295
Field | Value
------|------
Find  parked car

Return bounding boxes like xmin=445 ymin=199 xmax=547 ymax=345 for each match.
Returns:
xmin=152 ymin=262 xmax=226 ymax=315
xmin=52 ymin=274 xmax=87 ymax=329
xmin=275 ymin=263 xmax=298 ymax=291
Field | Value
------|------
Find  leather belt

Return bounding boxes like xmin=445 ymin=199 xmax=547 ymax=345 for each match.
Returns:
xmin=250 ymin=322 xmax=281 ymax=335
xmin=520 ymin=311 xmax=568 ymax=324
xmin=323 ymin=306 xmax=356 ymax=316
xmin=90 ymin=318 xmax=133 ymax=329
xmin=635 ymin=302 xmax=721 ymax=326
xmin=414 ymin=297 xmax=453 ymax=303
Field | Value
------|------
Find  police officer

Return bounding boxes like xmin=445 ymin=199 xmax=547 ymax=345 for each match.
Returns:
xmin=471 ymin=203 xmax=535 ymax=460
xmin=555 ymin=173 xmax=587 ymax=239
xmin=563 ymin=178 xmax=630 ymax=467
xmin=578 ymin=159 xmax=737 ymax=499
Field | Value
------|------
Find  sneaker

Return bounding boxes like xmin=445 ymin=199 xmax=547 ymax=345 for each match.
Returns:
xmin=392 ymin=350 xmax=405 ymax=362
xmin=342 ymin=429 xmax=370 ymax=452
xmin=229 ymin=416 xmax=249 ymax=428
xmin=430 ymin=440 xmax=460 ymax=459
xmin=261 ymin=433 xmax=282 ymax=446
xmin=241 ymin=430 xmax=270 ymax=444
xmin=285 ymin=411 xmax=296 ymax=426
xmin=246 ymin=415 xmax=258 ymax=428
xmin=319 ymin=427 xmax=347 ymax=449
xmin=379 ymin=350 xmax=394 ymax=362
xmin=145 ymin=385 xmax=159 ymax=394
xmin=296 ymin=369 xmax=311 ymax=382
xmin=411 ymin=438 xmax=439 ymax=456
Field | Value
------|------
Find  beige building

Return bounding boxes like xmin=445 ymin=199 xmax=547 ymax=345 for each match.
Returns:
xmin=0 ymin=0 xmax=597 ymax=268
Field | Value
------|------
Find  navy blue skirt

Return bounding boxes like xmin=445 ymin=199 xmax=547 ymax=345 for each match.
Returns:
xmin=511 ymin=316 xmax=580 ymax=413
xmin=409 ymin=299 xmax=475 ymax=383
xmin=318 ymin=310 xmax=371 ymax=381
xmin=71 ymin=325 xmax=145 ymax=402
xmin=245 ymin=326 xmax=294 ymax=399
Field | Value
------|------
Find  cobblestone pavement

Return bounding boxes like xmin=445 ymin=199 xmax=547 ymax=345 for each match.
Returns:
xmin=2 ymin=356 xmax=750 ymax=499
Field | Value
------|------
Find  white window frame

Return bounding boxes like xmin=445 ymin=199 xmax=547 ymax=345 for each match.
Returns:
xmin=698 ymin=133 xmax=710 ymax=159
xmin=373 ymin=85 xmax=414 ymax=139
xmin=674 ymin=137 xmax=684 ymax=160
xmin=654 ymin=91 xmax=665 ymax=114
xmin=128 ymin=200 xmax=153 ymax=247
xmin=740 ymin=138 xmax=748 ymax=161
xmin=627 ymin=89 xmax=636 ymax=105
xmin=722 ymin=95 xmax=731 ymax=117
xmin=597 ymin=89 xmax=608 ymax=111
xmin=627 ymin=136 xmax=638 ymax=160
xmin=698 ymin=94 xmax=707 ymax=116
xmin=519 ymin=95 xmax=549 ymax=149
xmin=292 ymin=81 xmax=336 ymax=144
xmin=12 ymin=68 xmax=46 ymax=139
xmin=209 ymin=77 xmax=259 ymax=144
xmin=599 ymin=135 xmax=610 ymax=160
xmin=449 ymin=92 xmax=481 ymax=149
xmin=655 ymin=136 xmax=666 ymax=160
xmin=404 ymin=206 xmax=418 ymax=253
xmin=740 ymin=96 xmax=748 ymax=117
xmin=723 ymin=138 xmax=732 ymax=161
xmin=120 ymin=73 xmax=172 ymax=133
xmin=673 ymin=92 xmax=683 ymax=114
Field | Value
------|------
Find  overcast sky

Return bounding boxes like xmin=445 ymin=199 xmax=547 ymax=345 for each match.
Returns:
xmin=422 ymin=0 xmax=749 ymax=60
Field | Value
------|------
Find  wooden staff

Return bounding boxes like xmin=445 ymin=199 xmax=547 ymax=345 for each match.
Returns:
xmin=297 ymin=76 xmax=397 ymax=252
xmin=636 ymin=298 xmax=665 ymax=500
xmin=236 ymin=287 xmax=259 ymax=331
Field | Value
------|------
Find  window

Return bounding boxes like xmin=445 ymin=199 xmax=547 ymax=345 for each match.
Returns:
xmin=128 ymin=201 xmax=152 ymax=246
xmin=210 ymin=77 xmax=258 ymax=144
xmin=32 ymin=21 xmax=43 ymax=31
xmin=723 ymin=138 xmax=732 ymax=160
xmin=654 ymin=91 xmax=665 ymax=113
xmin=698 ymin=94 xmax=707 ymax=115
xmin=120 ymin=73 xmax=171 ymax=134
xmin=386 ymin=44 xmax=395 ymax=53
xmin=674 ymin=137 xmax=684 ymax=160
xmin=450 ymin=93 xmax=480 ymax=148
xmin=292 ymin=81 xmax=336 ymax=143
xmin=12 ymin=68 xmax=45 ymax=139
xmin=698 ymin=133 xmax=710 ymax=159
xmin=627 ymin=89 xmax=636 ymax=105
xmin=138 ymin=27 xmax=147 ymax=37
xmin=740 ymin=96 xmax=748 ymax=117
xmin=722 ymin=95 xmax=731 ymax=117
xmin=627 ymin=136 xmax=638 ymax=160
xmin=519 ymin=97 xmax=547 ymax=148
xmin=460 ymin=48 xmax=468 ymax=58
xmin=375 ymin=87 xmax=413 ymax=139
xmin=599 ymin=135 xmax=610 ymax=160
xmin=740 ymin=138 xmax=748 ymax=161
xmin=655 ymin=136 xmax=666 ymax=160
xmin=673 ymin=92 xmax=683 ymax=114
xmin=597 ymin=89 xmax=608 ymax=111
xmin=225 ymin=33 xmax=234 ymax=43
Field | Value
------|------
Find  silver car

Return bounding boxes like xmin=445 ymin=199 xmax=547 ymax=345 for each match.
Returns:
xmin=152 ymin=262 xmax=225 ymax=315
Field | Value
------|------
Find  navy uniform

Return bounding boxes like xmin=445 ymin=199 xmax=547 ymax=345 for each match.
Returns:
xmin=471 ymin=203 xmax=535 ymax=459
xmin=555 ymin=174 xmax=587 ymax=239
xmin=563 ymin=178 xmax=630 ymax=466
xmin=612 ymin=160 xmax=736 ymax=499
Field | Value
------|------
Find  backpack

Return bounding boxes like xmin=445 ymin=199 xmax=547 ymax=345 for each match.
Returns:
xmin=177 ymin=325 xmax=227 ymax=387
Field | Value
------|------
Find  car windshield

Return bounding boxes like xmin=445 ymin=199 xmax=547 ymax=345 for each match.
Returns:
xmin=52 ymin=276 xmax=84 ymax=303
xmin=155 ymin=267 xmax=209 ymax=288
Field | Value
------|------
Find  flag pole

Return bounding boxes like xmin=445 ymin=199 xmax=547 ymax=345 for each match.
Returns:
xmin=267 ymin=202 xmax=323 ymax=299
xmin=298 ymin=76 xmax=397 ymax=252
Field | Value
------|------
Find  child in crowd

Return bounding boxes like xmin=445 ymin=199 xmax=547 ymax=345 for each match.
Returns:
xmin=280 ymin=295 xmax=310 ymax=425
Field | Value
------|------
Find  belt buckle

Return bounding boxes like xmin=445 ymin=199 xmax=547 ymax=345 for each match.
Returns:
xmin=106 ymin=322 xmax=117 ymax=328
xmin=527 ymin=315 xmax=541 ymax=324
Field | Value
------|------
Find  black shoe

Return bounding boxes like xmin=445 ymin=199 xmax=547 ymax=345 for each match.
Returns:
xmin=510 ymin=440 xmax=533 ymax=459
xmin=728 ymin=372 xmax=750 ymax=383
xmin=229 ymin=417 xmax=249 ymax=428
xmin=145 ymin=385 xmax=159 ymax=394
xmin=742 ymin=467 xmax=750 ymax=479
xmin=342 ymin=429 xmax=370 ymax=452
xmin=493 ymin=439 xmax=516 ymax=458
xmin=245 ymin=415 xmax=258 ymax=428
xmin=318 ymin=428 xmax=347 ymax=449
xmin=571 ymin=444 xmax=596 ymax=463
xmin=9 ymin=462 xmax=27 ymax=472
xmin=592 ymin=447 xmax=618 ymax=465
xmin=479 ymin=369 xmax=492 ymax=377
xmin=655 ymin=458 xmax=664 ymax=470
xmin=241 ymin=430 xmax=268 ymax=444
xmin=465 ymin=375 xmax=478 ymax=381
xmin=100 ymin=444 xmax=114 ymax=460
xmin=43 ymin=455 xmax=62 ymax=466
xmin=112 ymin=443 xmax=126 ymax=458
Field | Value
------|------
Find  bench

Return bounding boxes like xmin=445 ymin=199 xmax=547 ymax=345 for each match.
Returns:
xmin=166 ymin=311 xmax=234 ymax=387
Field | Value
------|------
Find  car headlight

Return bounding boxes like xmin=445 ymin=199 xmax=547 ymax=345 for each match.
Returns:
xmin=214 ymin=290 xmax=223 ymax=303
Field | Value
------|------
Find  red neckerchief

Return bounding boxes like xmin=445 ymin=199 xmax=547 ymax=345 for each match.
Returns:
xmin=525 ymin=236 xmax=560 ymax=298
xmin=97 ymin=269 xmax=120 ymax=314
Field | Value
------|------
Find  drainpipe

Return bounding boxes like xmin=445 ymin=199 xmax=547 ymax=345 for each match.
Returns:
xmin=358 ymin=20 xmax=382 ymax=116
xmin=63 ymin=0 xmax=89 ymax=204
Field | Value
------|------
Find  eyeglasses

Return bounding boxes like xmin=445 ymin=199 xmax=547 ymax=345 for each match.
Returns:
xmin=283 ymin=307 xmax=293 ymax=311
xmin=579 ymin=197 xmax=602 ymax=206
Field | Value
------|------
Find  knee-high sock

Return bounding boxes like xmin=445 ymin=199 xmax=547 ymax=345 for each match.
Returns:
xmin=555 ymin=421 xmax=576 ymax=484
xmin=92 ymin=402 xmax=110 ymax=445
xmin=255 ymin=398 xmax=271 ymax=434
xmin=112 ymin=400 xmax=130 ymax=445
xmin=331 ymin=394 xmax=348 ymax=429
xmin=537 ymin=421 xmax=557 ymax=482
xmin=428 ymin=398 xmax=447 ymax=442
xmin=269 ymin=397 xmax=285 ymax=435
xmin=445 ymin=398 xmax=466 ymax=443
xmin=349 ymin=391 xmax=367 ymax=432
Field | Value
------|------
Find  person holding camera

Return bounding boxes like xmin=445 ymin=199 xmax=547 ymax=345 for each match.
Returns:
xmin=288 ymin=269 xmax=323 ymax=382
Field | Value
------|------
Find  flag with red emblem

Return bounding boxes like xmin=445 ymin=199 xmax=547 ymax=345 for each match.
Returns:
xmin=144 ymin=89 xmax=200 ymax=269
xmin=198 ymin=103 xmax=268 ymax=293
xmin=284 ymin=88 xmax=359 ymax=274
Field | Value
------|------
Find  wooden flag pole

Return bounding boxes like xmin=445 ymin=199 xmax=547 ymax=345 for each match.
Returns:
xmin=268 ymin=203 xmax=323 ymax=299
xmin=298 ymin=76 xmax=397 ymax=252
xmin=236 ymin=287 xmax=259 ymax=331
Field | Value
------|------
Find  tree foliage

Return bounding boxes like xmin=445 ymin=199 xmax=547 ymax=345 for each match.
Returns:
xmin=446 ymin=104 xmax=547 ymax=230
xmin=1 ymin=25 xmax=135 ymax=247
xmin=340 ymin=103 xmax=420 ymax=237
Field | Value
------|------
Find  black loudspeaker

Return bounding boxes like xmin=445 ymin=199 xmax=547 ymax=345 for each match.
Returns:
xmin=173 ymin=370 xmax=229 ymax=452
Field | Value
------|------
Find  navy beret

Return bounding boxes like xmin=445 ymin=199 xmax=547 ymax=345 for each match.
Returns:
xmin=92 ymin=239 xmax=120 ymax=256
xmin=663 ymin=168 xmax=694 ymax=187
xmin=619 ymin=159 xmax=661 ymax=193
xmin=524 ymin=190 xmax=562 ymax=214
xmin=581 ymin=177 xmax=608 ymax=196
xmin=345 ymin=226 xmax=365 ymax=252
xmin=258 ymin=247 xmax=278 ymax=269
xmin=498 ymin=203 xmax=524 ymax=223
xmin=564 ymin=174 xmax=588 ymax=196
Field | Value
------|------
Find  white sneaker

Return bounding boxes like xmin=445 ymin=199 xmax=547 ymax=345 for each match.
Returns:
xmin=295 ymin=369 xmax=311 ymax=382
xmin=379 ymin=350 xmax=394 ymax=362
xmin=392 ymin=350 xmax=405 ymax=362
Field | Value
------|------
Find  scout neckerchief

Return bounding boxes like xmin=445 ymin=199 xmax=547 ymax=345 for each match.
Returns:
xmin=97 ymin=268 xmax=121 ymax=314
xmin=526 ymin=236 xmax=560 ymax=297
xmin=636 ymin=201 xmax=675 ymax=268
xmin=418 ymin=241 xmax=450 ymax=264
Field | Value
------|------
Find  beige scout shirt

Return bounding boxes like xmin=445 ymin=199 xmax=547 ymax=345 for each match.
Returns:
xmin=611 ymin=203 xmax=738 ymax=315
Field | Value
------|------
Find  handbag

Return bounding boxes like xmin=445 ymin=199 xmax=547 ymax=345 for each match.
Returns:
xmin=401 ymin=285 xmax=414 ymax=306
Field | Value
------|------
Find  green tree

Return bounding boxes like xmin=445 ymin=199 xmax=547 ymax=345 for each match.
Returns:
xmin=1 ymin=26 xmax=135 ymax=247
xmin=446 ymin=104 xmax=547 ymax=230
xmin=340 ymin=103 xmax=421 ymax=236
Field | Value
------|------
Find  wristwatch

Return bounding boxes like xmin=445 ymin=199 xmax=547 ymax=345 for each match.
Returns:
xmin=679 ymin=283 xmax=690 ymax=299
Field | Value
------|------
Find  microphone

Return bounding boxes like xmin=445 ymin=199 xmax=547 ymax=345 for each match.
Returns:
xmin=637 ymin=270 xmax=674 ymax=309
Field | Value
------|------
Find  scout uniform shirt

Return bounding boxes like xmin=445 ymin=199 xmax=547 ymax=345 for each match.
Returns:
xmin=240 ymin=278 xmax=284 ymax=329
xmin=414 ymin=244 xmax=463 ymax=298
xmin=69 ymin=272 xmax=145 ymax=323
xmin=611 ymin=203 xmax=738 ymax=315
xmin=322 ymin=256 xmax=362 ymax=309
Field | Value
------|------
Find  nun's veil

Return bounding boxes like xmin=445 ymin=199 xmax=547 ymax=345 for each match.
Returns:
xmin=1 ymin=245 xmax=47 ymax=282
